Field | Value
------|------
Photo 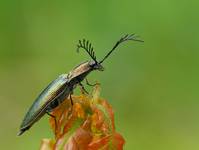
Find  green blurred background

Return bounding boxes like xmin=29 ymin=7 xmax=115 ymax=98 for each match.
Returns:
xmin=0 ymin=0 xmax=199 ymax=149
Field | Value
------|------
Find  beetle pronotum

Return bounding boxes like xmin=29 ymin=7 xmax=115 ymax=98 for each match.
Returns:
xmin=18 ymin=34 xmax=143 ymax=136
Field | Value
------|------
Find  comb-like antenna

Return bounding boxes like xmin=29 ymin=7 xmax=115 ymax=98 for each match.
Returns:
xmin=77 ymin=39 xmax=97 ymax=63
xmin=99 ymin=34 xmax=144 ymax=64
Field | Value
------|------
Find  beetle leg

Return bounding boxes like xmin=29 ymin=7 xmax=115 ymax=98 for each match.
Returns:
xmin=46 ymin=111 xmax=57 ymax=134
xmin=86 ymin=78 xmax=98 ymax=86
xmin=69 ymin=94 xmax=73 ymax=105
xmin=66 ymin=93 xmax=74 ymax=120
xmin=79 ymin=82 xmax=89 ymax=94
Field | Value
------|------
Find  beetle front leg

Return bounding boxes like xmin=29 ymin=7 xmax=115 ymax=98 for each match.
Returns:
xmin=86 ymin=78 xmax=98 ymax=86
xmin=79 ymin=82 xmax=89 ymax=94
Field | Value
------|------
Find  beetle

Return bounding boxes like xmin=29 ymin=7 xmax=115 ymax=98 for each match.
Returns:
xmin=17 ymin=34 xmax=143 ymax=136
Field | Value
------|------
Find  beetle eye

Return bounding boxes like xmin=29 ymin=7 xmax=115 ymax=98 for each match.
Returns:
xmin=89 ymin=60 xmax=96 ymax=67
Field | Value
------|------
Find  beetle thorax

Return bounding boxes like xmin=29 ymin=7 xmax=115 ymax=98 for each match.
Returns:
xmin=67 ymin=61 xmax=92 ymax=81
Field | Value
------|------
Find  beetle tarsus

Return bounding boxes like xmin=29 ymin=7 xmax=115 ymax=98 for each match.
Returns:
xmin=86 ymin=78 xmax=98 ymax=87
xmin=46 ymin=112 xmax=57 ymax=134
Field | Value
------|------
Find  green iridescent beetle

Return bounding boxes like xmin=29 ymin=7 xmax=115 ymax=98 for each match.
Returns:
xmin=18 ymin=34 xmax=143 ymax=136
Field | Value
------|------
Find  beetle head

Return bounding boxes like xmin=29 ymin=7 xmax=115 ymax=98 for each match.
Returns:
xmin=89 ymin=60 xmax=104 ymax=71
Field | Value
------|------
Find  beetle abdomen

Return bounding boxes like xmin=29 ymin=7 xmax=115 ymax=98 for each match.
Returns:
xmin=18 ymin=74 xmax=69 ymax=136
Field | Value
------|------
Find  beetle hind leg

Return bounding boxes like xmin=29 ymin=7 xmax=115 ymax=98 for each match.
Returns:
xmin=46 ymin=111 xmax=57 ymax=134
xmin=69 ymin=94 xmax=73 ymax=105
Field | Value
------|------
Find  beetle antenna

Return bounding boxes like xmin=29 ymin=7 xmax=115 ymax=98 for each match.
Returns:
xmin=77 ymin=39 xmax=97 ymax=63
xmin=99 ymin=34 xmax=144 ymax=64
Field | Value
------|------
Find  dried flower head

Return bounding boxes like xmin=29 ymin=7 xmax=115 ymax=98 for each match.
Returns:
xmin=40 ymin=85 xmax=125 ymax=150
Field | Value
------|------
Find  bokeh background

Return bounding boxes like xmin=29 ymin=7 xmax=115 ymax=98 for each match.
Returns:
xmin=0 ymin=0 xmax=199 ymax=149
